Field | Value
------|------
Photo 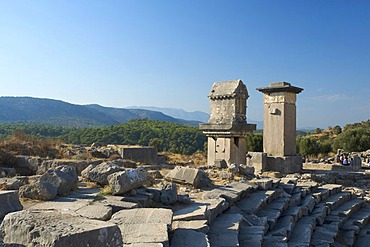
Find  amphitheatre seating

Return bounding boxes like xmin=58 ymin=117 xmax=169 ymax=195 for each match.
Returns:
xmin=169 ymin=180 xmax=370 ymax=247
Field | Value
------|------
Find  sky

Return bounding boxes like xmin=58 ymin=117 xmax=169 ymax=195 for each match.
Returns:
xmin=0 ymin=0 xmax=369 ymax=128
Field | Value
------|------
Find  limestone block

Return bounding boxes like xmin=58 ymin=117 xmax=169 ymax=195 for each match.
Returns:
xmin=247 ymin=152 xmax=267 ymax=173
xmin=0 ymin=210 xmax=122 ymax=246
xmin=252 ymin=178 xmax=273 ymax=190
xmin=203 ymin=182 xmax=255 ymax=206
xmin=40 ymin=165 xmax=78 ymax=196
xmin=18 ymin=181 xmax=57 ymax=201
xmin=108 ymin=168 xmax=150 ymax=195
xmin=119 ymin=223 xmax=169 ymax=246
xmin=29 ymin=200 xmax=88 ymax=216
xmin=164 ymin=167 xmax=203 ymax=188
xmin=171 ymin=220 xmax=209 ymax=233
xmin=0 ymin=178 xmax=21 ymax=190
xmin=111 ymin=208 xmax=173 ymax=227
xmin=39 ymin=159 xmax=103 ymax=175
xmin=160 ymin=182 xmax=178 ymax=205
xmin=239 ymin=164 xmax=255 ymax=176
xmin=81 ymin=162 xmax=124 ymax=186
xmin=0 ymin=191 xmax=23 ymax=220
xmin=173 ymin=203 xmax=209 ymax=222
xmin=110 ymin=208 xmax=172 ymax=247
xmin=170 ymin=229 xmax=210 ymax=247
xmin=100 ymin=196 xmax=139 ymax=214
xmin=214 ymin=159 xmax=227 ymax=169
xmin=208 ymin=213 xmax=244 ymax=247
xmin=76 ymin=204 xmax=112 ymax=221
xmin=14 ymin=155 xmax=41 ymax=175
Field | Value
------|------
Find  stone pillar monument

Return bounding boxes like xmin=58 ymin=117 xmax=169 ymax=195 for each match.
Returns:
xmin=256 ymin=82 xmax=303 ymax=173
xmin=200 ymin=80 xmax=256 ymax=167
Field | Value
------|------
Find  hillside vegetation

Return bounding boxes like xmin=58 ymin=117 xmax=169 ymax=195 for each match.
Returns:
xmin=0 ymin=119 xmax=368 ymax=157
xmin=0 ymin=119 xmax=206 ymax=155
xmin=297 ymin=120 xmax=370 ymax=157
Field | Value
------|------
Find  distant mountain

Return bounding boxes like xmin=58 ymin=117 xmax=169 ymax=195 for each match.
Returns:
xmin=127 ymin=106 xmax=210 ymax=123
xmin=0 ymin=97 xmax=199 ymax=127
xmin=127 ymin=105 xmax=264 ymax=129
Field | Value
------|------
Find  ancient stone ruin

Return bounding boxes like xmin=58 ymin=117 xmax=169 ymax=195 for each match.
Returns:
xmin=200 ymin=79 xmax=256 ymax=168
xmin=255 ymin=81 xmax=304 ymax=174
xmin=0 ymin=80 xmax=370 ymax=247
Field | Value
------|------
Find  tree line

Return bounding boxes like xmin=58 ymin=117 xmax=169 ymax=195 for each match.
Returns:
xmin=0 ymin=119 xmax=368 ymax=156
xmin=0 ymin=119 xmax=206 ymax=155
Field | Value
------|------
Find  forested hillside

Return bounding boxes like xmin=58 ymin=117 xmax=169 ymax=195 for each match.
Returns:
xmin=297 ymin=120 xmax=370 ymax=156
xmin=0 ymin=119 xmax=206 ymax=155
xmin=0 ymin=119 xmax=368 ymax=156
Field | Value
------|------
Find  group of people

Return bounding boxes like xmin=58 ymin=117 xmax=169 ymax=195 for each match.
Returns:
xmin=339 ymin=154 xmax=349 ymax=166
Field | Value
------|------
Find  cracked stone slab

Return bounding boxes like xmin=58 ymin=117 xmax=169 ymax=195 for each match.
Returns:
xmin=1 ymin=210 xmax=122 ymax=246
xmin=172 ymin=220 xmax=209 ymax=233
xmin=208 ymin=213 xmax=244 ymax=247
xmin=110 ymin=208 xmax=172 ymax=246
xmin=170 ymin=229 xmax=210 ymax=247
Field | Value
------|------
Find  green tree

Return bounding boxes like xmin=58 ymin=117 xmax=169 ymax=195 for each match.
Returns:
xmin=246 ymin=133 xmax=263 ymax=152
xmin=332 ymin=125 xmax=342 ymax=135
xmin=297 ymin=137 xmax=319 ymax=156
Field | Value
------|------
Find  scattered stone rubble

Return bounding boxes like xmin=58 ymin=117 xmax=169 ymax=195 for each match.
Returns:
xmin=1 ymin=155 xmax=370 ymax=246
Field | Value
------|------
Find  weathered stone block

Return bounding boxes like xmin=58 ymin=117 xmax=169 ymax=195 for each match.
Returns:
xmin=0 ymin=178 xmax=21 ymax=190
xmin=108 ymin=167 xmax=150 ymax=195
xmin=0 ymin=191 xmax=23 ymax=220
xmin=15 ymin=155 xmax=42 ymax=175
xmin=81 ymin=162 xmax=124 ymax=186
xmin=172 ymin=220 xmax=209 ymax=233
xmin=0 ymin=210 xmax=122 ymax=246
xmin=39 ymin=159 xmax=103 ymax=175
xmin=110 ymin=208 xmax=172 ymax=247
xmin=171 ymin=229 xmax=210 ymax=247
xmin=160 ymin=182 xmax=177 ymax=205
xmin=18 ymin=181 xmax=57 ymax=201
xmin=110 ymin=208 xmax=173 ymax=227
xmin=214 ymin=159 xmax=227 ymax=169
xmin=76 ymin=204 xmax=112 ymax=221
xmin=40 ymin=165 xmax=78 ymax=196
xmin=266 ymin=156 xmax=302 ymax=174
xmin=164 ymin=167 xmax=203 ymax=188
xmin=247 ymin=152 xmax=267 ymax=174
xmin=118 ymin=146 xmax=159 ymax=165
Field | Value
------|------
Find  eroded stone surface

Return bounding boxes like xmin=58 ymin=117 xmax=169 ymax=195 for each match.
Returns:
xmin=0 ymin=210 xmax=122 ymax=246
xmin=171 ymin=229 xmax=210 ymax=247
xmin=110 ymin=208 xmax=172 ymax=246
xmin=108 ymin=168 xmax=150 ymax=195
xmin=164 ymin=167 xmax=203 ymax=188
xmin=0 ymin=191 xmax=23 ymax=220
xmin=81 ymin=162 xmax=124 ymax=186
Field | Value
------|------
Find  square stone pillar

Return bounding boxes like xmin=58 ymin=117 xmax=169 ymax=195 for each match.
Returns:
xmin=257 ymin=82 xmax=303 ymax=173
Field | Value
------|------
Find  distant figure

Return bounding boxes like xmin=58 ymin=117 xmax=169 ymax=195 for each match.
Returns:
xmin=343 ymin=157 xmax=349 ymax=166
xmin=339 ymin=154 xmax=344 ymax=164
xmin=367 ymin=159 xmax=370 ymax=167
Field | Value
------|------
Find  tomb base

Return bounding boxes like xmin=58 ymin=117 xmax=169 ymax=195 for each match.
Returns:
xmin=266 ymin=155 xmax=303 ymax=174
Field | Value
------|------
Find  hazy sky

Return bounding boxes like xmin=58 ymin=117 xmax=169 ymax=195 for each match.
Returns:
xmin=1 ymin=1 xmax=369 ymax=128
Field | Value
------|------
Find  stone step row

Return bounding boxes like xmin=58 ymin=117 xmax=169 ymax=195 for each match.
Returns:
xmin=170 ymin=182 xmax=367 ymax=247
xmin=336 ymin=206 xmax=370 ymax=246
xmin=257 ymin=184 xmax=351 ymax=247
xmin=261 ymin=184 xmax=342 ymax=244
xmin=171 ymin=181 xmax=259 ymax=247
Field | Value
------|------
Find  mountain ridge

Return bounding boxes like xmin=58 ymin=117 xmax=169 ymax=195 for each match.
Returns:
xmin=0 ymin=97 xmax=199 ymax=127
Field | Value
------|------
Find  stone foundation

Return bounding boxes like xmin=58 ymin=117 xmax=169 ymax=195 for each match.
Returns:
xmin=266 ymin=155 xmax=303 ymax=174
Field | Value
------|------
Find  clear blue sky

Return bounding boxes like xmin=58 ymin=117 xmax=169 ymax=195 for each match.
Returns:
xmin=1 ymin=0 xmax=369 ymax=128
